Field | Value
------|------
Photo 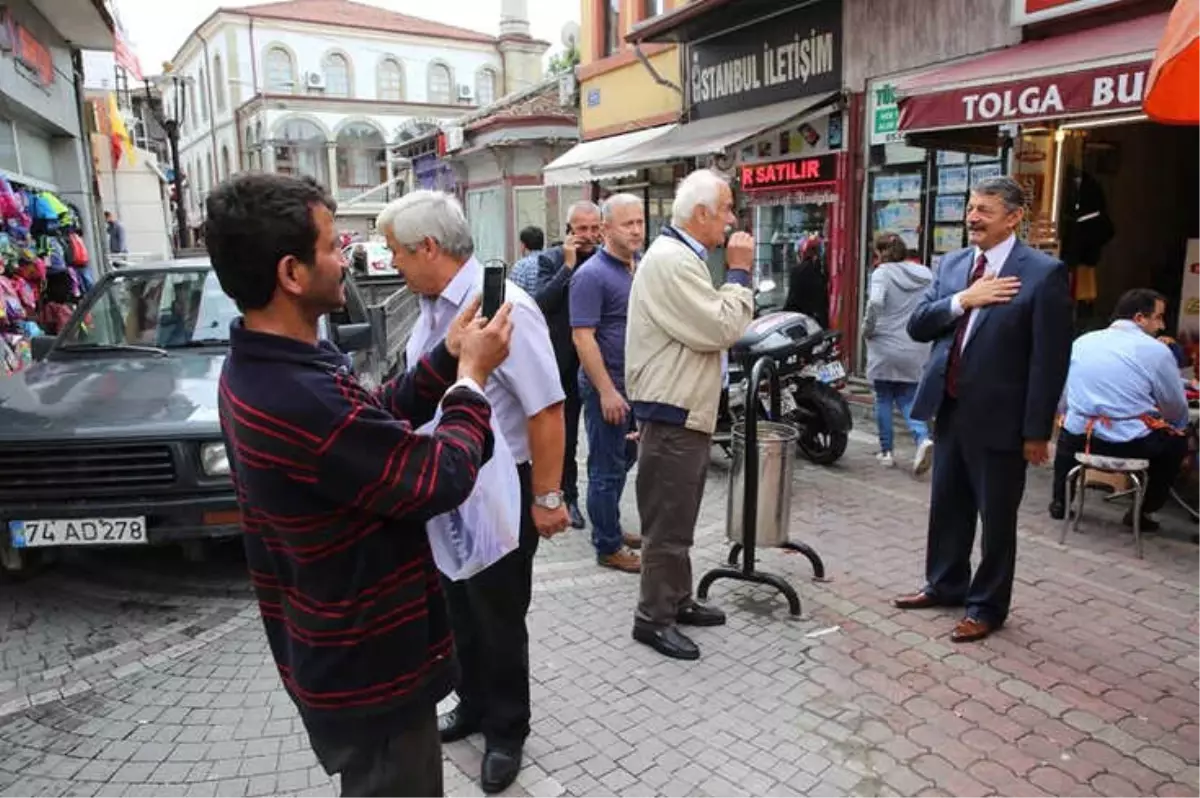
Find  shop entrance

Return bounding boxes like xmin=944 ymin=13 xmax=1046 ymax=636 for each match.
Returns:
xmin=1053 ymin=120 xmax=1199 ymax=337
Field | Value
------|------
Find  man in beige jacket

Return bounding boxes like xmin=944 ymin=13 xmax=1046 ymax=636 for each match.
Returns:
xmin=625 ymin=169 xmax=755 ymax=660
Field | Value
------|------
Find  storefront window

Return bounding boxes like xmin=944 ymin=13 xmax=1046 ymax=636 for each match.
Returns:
xmin=514 ymin=187 xmax=547 ymax=250
xmin=273 ymin=119 xmax=329 ymax=185
xmin=335 ymin=123 xmax=385 ymax=199
xmin=467 ymin=188 xmax=504 ymax=263
xmin=0 ymin=123 xmax=18 ymax=174
xmin=754 ymin=203 xmax=829 ymax=310
xmin=16 ymin=126 xmax=56 ymax=185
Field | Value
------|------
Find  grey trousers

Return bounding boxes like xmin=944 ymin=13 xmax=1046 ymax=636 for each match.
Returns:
xmin=635 ymin=421 xmax=713 ymax=626
xmin=308 ymin=704 xmax=443 ymax=797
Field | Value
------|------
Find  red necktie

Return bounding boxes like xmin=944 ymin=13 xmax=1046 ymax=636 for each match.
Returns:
xmin=945 ymin=253 xmax=989 ymax=399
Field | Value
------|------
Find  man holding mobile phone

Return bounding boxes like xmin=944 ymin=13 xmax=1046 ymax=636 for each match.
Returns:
xmin=535 ymin=201 xmax=603 ymax=530
xmin=379 ymin=191 xmax=568 ymax=794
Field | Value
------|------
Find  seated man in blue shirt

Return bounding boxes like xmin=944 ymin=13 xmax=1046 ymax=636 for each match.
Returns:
xmin=1051 ymin=288 xmax=1190 ymax=529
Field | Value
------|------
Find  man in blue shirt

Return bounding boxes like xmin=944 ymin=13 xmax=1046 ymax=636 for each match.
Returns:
xmin=509 ymin=226 xmax=545 ymax=294
xmin=1051 ymin=288 xmax=1190 ymax=529
xmin=570 ymin=193 xmax=644 ymax=573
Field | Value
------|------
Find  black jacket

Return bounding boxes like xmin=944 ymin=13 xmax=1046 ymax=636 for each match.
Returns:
xmin=534 ymin=245 xmax=582 ymax=394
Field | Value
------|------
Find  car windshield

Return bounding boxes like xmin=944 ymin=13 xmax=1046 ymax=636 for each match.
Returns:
xmin=58 ymin=268 xmax=239 ymax=350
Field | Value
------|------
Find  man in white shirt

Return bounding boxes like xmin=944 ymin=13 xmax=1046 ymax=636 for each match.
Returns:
xmin=378 ymin=191 xmax=568 ymax=795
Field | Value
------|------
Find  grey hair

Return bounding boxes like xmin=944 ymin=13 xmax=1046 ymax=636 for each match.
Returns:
xmin=600 ymin=193 xmax=642 ymax=221
xmin=671 ymin=168 xmax=728 ymax=226
xmin=566 ymin=200 xmax=601 ymax=225
xmin=376 ymin=190 xmax=474 ymax=259
xmin=971 ymin=176 xmax=1025 ymax=213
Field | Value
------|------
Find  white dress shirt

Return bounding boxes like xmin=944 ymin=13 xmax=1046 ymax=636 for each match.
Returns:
xmin=406 ymin=257 xmax=564 ymax=463
xmin=949 ymin=233 xmax=1017 ymax=348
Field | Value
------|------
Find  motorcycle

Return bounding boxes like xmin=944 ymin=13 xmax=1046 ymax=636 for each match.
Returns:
xmin=715 ymin=310 xmax=853 ymax=466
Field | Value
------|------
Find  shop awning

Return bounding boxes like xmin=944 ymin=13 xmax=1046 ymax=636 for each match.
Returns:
xmin=590 ymin=93 xmax=838 ymax=178
xmin=1143 ymin=0 xmax=1199 ymax=124
xmin=895 ymin=12 xmax=1168 ymax=133
xmin=542 ymin=125 xmax=677 ymax=186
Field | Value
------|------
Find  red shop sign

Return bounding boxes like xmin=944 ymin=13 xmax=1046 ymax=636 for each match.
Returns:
xmin=740 ymin=153 xmax=838 ymax=193
xmin=898 ymin=60 xmax=1149 ymax=132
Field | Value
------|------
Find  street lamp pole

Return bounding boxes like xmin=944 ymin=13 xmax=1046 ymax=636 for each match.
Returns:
xmin=145 ymin=72 xmax=191 ymax=253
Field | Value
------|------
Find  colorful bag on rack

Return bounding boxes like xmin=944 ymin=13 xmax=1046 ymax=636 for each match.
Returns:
xmin=0 ymin=178 xmax=21 ymax=220
xmin=65 ymin=232 xmax=88 ymax=267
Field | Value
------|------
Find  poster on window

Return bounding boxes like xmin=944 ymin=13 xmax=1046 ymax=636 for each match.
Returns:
xmin=935 ymin=195 xmax=965 ymax=222
xmin=969 ymin=162 xmax=1002 ymax=186
xmin=872 ymin=175 xmax=898 ymax=201
xmin=933 ymin=225 xmax=963 ymax=254
xmin=466 ymin=188 xmax=504 ymax=265
xmin=937 ymin=166 xmax=968 ymax=194
xmin=875 ymin=201 xmax=920 ymax=232
xmin=895 ymin=174 xmax=922 ymax=199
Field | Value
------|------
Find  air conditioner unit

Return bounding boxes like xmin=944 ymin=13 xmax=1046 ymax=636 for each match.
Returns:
xmin=306 ymin=72 xmax=326 ymax=90
xmin=457 ymin=84 xmax=473 ymax=101
xmin=444 ymin=126 xmax=464 ymax=152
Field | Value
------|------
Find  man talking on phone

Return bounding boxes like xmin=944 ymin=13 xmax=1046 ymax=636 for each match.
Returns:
xmin=378 ymin=191 xmax=568 ymax=794
xmin=535 ymin=201 xmax=603 ymax=530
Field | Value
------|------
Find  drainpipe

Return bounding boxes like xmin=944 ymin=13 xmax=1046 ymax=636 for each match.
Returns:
xmin=70 ymin=49 xmax=106 ymax=276
xmin=197 ymin=30 xmax=221 ymax=181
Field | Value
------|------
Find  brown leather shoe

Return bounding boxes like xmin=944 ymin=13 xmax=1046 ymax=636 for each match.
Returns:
xmin=621 ymin=531 xmax=642 ymax=550
xmin=950 ymin=617 xmax=994 ymax=643
xmin=893 ymin=591 xmax=941 ymax=610
xmin=599 ymin=547 xmax=640 ymax=573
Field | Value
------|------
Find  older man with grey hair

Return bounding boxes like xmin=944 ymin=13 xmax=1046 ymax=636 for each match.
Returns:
xmin=377 ymin=190 xmax=568 ymax=794
xmin=534 ymin=199 xmax=603 ymax=530
xmin=569 ymin=192 xmax=645 ymax=573
xmin=625 ymin=169 xmax=755 ymax=661
xmin=895 ymin=176 xmax=1071 ymax=644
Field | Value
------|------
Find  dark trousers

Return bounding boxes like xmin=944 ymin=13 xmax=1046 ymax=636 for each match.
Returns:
xmin=1052 ymin=427 xmax=1187 ymax=513
xmin=443 ymin=463 xmax=538 ymax=750
xmin=635 ymin=422 xmax=712 ymax=626
xmin=924 ymin=399 xmax=1028 ymax=627
xmin=306 ymin=704 xmax=443 ymax=797
xmin=562 ymin=381 xmax=581 ymax=505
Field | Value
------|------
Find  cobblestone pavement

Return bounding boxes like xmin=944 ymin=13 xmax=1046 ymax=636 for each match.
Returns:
xmin=1 ymin=430 xmax=1197 ymax=797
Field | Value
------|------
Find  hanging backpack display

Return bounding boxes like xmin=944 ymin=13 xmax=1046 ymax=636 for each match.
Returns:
xmin=65 ymin=232 xmax=89 ymax=268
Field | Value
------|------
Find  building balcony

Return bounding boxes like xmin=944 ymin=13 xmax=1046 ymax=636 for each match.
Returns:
xmin=31 ymin=0 xmax=116 ymax=50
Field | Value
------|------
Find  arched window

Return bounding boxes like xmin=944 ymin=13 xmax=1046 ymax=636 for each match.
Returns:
xmin=220 ymin=145 xmax=231 ymax=178
xmin=206 ymin=152 xmax=214 ymax=187
xmin=476 ymin=68 xmax=497 ymax=107
xmin=187 ymin=81 xmax=198 ymax=129
xmin=323 ymin=52 xmax=351 ymax=97
xmin=264 ymin=46 xmax=294 ymax=92
xmin=212 ymin=54 xmax=226 ymax=112
xmin=377 ymin=58 xmax=404 ymax=101
xmin=427 ymin=63 xmax=452 ymax=104
xmin=244 ymin=125 xmax=254 ymax=169
xmin=199 ymin=69 xmax=210 ymax=122
xmin=336 ymin=122 xmax=385 ymax=198
xmin=274 ymin=118 xmax=329 ymax=185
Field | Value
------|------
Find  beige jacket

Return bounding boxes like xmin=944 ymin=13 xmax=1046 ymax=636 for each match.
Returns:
xmin=625 ymin=234 xmax=754 ymax=435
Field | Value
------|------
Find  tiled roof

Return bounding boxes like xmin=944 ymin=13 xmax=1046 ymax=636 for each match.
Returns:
xmin=463 ymin=78 xmax=575 ymax=131
xmin=225 ymin=0 xmax=496 ymax=43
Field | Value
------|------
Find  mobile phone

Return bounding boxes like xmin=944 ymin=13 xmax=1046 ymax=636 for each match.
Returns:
xmin=482 ymin=261 xmax=506 ymax=319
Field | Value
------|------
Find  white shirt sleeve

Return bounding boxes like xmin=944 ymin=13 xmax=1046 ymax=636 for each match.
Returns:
xmin=950 ymin=292 xmax=967 ymax=317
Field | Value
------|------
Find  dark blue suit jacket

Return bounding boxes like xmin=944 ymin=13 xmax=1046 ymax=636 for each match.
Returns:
xmin=907 ymin=240 xmax=1072 ymax=452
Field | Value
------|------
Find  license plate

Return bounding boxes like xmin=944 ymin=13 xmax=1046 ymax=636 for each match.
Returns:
xmin=8 ymin=517 xmax=147 ymax=548
xmin=818 ymin=361 xmax=846 ymax=383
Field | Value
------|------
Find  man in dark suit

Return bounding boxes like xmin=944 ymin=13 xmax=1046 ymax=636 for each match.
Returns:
xmin=895 ymin=176 xmax=1072 ymax=643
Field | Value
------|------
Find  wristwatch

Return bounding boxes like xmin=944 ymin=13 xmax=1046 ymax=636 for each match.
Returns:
xmin=533 ymin=491 xmax=564 ymax=510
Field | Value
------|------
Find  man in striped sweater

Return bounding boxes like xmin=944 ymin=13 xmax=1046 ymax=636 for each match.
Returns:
xmin=206 ymin=173 xmax=512 ymax=797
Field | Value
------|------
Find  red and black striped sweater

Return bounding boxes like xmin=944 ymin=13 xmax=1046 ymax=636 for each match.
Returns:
xmin=218 ymin=321 xmax=493 ymax=741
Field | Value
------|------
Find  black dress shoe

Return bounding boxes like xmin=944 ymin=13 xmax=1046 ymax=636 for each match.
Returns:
xmin=567 ymin=501 xmax=586 ymax=530
xmin=1123 ymin=510 xmax=1161 ymax=531
xmin=481 ymin=747 xmax=522 ymax=794
xmin=632 ymin=621 xmax=700 ymax=660
xmin=677 ymin=601 xmax=726 ymax=627
xmin=437 ymin=706 xmax=479 ymax=743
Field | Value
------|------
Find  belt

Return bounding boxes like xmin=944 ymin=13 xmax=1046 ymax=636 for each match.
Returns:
xmin=1081 ymin=413 xmax=1182 ymax=454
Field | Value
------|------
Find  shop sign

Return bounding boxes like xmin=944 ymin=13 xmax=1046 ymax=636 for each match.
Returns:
xmin=740 ymin=153 xmax=837 ymax=192
xmin=0 ymin=7 xmax=55 ymax=88
xmin=898 ymin=60 xmax=1149 ymax=131
xmin=689 ymin=0 xmax=842 ymax=121
xmin=1010 ymin=0 xmax=1128 ymax=26
xmin=869 ymin=82 xmax=903 ymax=145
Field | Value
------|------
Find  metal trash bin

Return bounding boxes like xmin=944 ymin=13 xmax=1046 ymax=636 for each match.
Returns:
xmin=726 ymin=420 xmax=799 ymax=548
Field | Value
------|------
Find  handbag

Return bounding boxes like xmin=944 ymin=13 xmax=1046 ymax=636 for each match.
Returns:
xmin=417 ymin=405 xmax=520 ymax=581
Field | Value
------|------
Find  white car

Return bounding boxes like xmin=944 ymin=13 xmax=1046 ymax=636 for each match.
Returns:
xmin=343 ymin=240 xmax=396 ymax=275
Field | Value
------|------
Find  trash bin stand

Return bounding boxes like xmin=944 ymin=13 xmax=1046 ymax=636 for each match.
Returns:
xmin=697 ymin=355 xmax=822 ymax=617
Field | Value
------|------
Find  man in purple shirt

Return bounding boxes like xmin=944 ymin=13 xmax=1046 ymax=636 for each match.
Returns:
xmin=570 ymin=193 xmax=645 ymax=573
